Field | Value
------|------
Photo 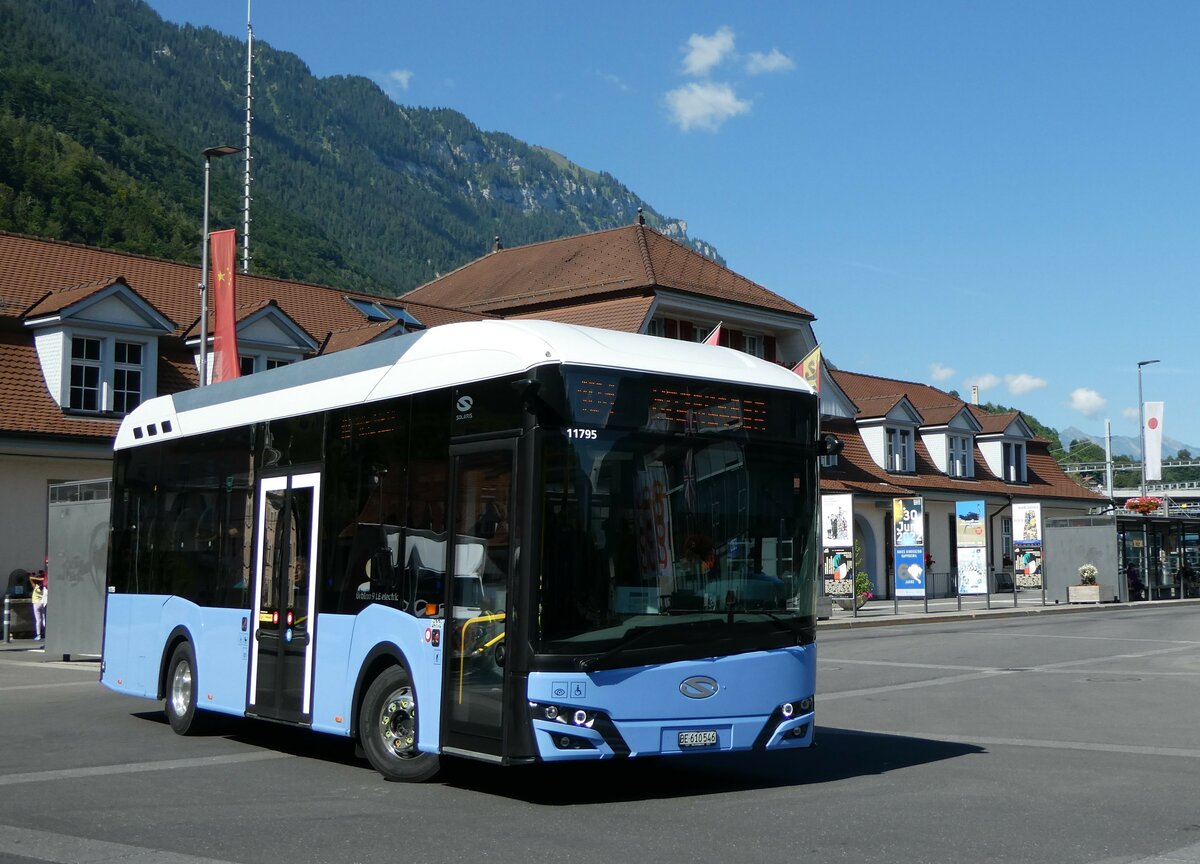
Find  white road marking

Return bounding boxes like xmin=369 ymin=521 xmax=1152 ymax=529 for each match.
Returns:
xmin=0 ymin=751 xmax=291 ymax=787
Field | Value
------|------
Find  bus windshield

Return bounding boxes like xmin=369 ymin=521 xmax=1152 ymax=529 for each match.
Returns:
xmin=535 ymin=371 xmax=819 ymax=664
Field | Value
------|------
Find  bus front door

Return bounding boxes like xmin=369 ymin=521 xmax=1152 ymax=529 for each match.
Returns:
xmin=442 ymin=443 xmax=516 ymax=760
xmin=248 ymin=471 xmax=321 ymax=724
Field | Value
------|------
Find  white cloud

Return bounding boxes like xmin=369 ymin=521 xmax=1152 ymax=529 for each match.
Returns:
xmin=746 ymin=48 xmax=795 ymax=75
xmin=1006 ymin=373 xmax=1047 ymax=396
xmin=665 ymin=82 xmax=751 ymax=132
xmin=1122 ymin=406 xmax=1140 ymax=421
xmin=386 ymin=69 xmax=413 ymax=90
xmin=1070 ymin=388 xmax=1107 ymax=417
xmin=930 ymin=362 xmax=955 ymax=382
xmin=598 ymin=71 xmax=629 ymax=91
xmin=964 ymin=373 xmax=1000 ymax=392
xmin=682 ymin=26 xmax=736 ymax=76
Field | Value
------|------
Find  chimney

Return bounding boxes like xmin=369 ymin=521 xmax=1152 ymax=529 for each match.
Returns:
xmin=492 ymin=236 xmax=503 ymax=252
xmin=636 ymin=207 xmax=645 ymax=226
xmin=971 ymin=385 xmax=979 ymax=405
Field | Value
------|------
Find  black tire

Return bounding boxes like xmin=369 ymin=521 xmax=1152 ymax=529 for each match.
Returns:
xmin=360 ymin=666 xmax=440 ymax=782
xmin=164 ymin=642 xmax=202 ymax=735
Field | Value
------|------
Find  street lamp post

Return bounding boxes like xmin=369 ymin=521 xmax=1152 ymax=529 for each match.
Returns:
xmin=1136 ymin=359 xmax=1160 ymax=600
xmin=198 ymin=145 xmax=242 ymax=387
xmin=1137 ymin=359 xmax=1160 ymax=497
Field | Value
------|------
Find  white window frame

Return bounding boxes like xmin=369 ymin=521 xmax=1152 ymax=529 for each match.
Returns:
xmin=112 ymin=339 xmax=144 ymax=414
xmin=886 ymin=426 xmax=914 ymax=472
xmin=1003 ymin=441 xmax=1027 ymax=483
xmin=948 ymin=434 xmax=973 ymax=478
xmin=65 ymin=331 xmax=151 ymax=415
xmin=743 ymin=333 xmax=764 ymax=358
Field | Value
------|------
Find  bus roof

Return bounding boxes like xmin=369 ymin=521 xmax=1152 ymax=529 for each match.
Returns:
xmin=115 ymin=320 xmax=815 ymax=450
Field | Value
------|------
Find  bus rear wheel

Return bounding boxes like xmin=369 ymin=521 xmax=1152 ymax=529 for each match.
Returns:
xmin=361 ymin=666 xmax=440 ymax=782
xmin=165 ymin=642 xmax=202 ymax=735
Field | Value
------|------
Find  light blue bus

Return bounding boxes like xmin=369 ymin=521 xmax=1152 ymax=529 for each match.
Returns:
xmin=101 ymin=320 xmax=824 ymax=781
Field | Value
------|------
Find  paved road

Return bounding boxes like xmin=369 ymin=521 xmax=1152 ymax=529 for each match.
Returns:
xmin=1 ymin=603 xmax=1199 ymax=864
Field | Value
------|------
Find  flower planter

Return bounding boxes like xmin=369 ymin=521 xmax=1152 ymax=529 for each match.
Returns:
xmin=1067 ymin=584 xmax=1108 ymax=604
xmin=835 ymin=595 xmax=867 ymax=611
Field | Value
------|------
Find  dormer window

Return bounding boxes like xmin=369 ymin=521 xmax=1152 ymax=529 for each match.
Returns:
xmin=886 ymin=427 xmax=913 ymax=472
xmin=1003 ymin=441 xmax=1026 ymax=483
xmin=67 ymin=334 xmax=146 ymax=414
xmin=948 ymin=434 xmax=973 ymax=478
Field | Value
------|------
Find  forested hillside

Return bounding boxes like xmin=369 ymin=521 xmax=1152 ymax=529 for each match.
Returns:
xmin=0 ymin=0 xmax=720 ymax=295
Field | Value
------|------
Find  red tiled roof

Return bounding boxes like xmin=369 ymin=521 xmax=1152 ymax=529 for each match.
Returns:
xmin=0 ymin=329 xmax=118 ymax=441
xmin=403 ymin=224 xmax=814 ymax=320
xmin=0 ymin=232 xmax=483 ymax=349
xmin=507 ymin=294 xmax=654 ymax=333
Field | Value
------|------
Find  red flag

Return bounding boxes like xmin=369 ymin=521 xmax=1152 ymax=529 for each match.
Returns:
xmin=702 ymin=321 xmax=723 ymax=346
xmin=210 ymin=228 xmax=240 ymax=383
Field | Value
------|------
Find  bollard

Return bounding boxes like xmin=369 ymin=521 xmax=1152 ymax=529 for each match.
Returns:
xmin=3 ymin=595 xmax=10 ymax=643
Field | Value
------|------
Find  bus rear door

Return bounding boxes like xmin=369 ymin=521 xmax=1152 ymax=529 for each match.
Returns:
xmin=247 ymin=471 xmax=321 ymax=724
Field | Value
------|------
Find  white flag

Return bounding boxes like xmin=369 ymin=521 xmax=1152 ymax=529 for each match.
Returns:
xmin=1144 ymin=401 xmax=1164 ymax=481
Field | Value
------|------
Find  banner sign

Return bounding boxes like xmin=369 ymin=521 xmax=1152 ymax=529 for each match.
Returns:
xmin=635 ymin=467 xmax=674 ymax=598
xmin=893 ymin=497 xmax=925 ymax=598
xmin=1144 ymin=401 xmax=1164 ymax=481
xmin=957 ymin=546 xmax=988 ymax=595
xmin=1012 ymin=502 xmax=1042 ymax=547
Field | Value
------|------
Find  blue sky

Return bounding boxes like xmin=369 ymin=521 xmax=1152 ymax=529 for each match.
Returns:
xmin=145 ymin=1 xmax=1200 ymax=453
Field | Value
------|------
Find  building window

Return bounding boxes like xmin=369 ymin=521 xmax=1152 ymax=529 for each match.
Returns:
xmin=1001 ymin=516 xmax=1012 ymax=563
xmin=67 ymin=334 xmax=148 ymax=415
xmin=112 ymin=341 xmax=143 ymax=414
xmin=1003 ymin=442 xmax=1026 ymax=482
xmin=948 ymin=435 xmax=972 ymax=478
xmin=743 ymin=334 xmax=764 ymax=358
xmin=69 ymin=336 xmax=102 ymax=412
xmin=240 ymin=355 xmax=294 ymax=376
xmin=819 ymin=454 xmax=839 ymax=469
xmin=886 ymin=427 xmax=913 ymax=472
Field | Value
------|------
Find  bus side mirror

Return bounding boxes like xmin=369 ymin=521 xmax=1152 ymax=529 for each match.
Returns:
xmin=819 ymin=433 xmax=843 ymax=456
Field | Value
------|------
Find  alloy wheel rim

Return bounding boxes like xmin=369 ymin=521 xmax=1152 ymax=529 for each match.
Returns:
xmin=171 ymin=661 xmax=192 ymax=717
xmin=380 ymin=686 xmax=417 ymax=759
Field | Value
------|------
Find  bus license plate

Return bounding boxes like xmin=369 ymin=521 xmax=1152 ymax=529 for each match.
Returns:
xmin=678 ymin=730 xmax=717 ymax=748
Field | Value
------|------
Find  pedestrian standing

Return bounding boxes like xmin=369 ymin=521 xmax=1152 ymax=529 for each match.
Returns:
xmin=30 ymin=570 xmax=46 ymax=640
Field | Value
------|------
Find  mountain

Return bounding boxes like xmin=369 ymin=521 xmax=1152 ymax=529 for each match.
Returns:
xmin=0 ymin=0 xmax=722 ymax=296
xmin=1060 ymin=426 xmax=1198 ymax=460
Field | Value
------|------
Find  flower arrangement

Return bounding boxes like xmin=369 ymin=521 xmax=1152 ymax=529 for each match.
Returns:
xmin=854 ymin=571 xmax=874 ymax=601
xmin=1077 ymin=563 xmax=1098 ymax=585
xmin=1125 ymin=496 xmax=1163 ymax=515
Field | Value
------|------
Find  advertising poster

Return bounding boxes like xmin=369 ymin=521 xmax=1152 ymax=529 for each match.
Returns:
xmin=821 ymin=493 xmax=854 ymax=549
xmin=894 ymin=546 xmax=926 ymax=597
xmin=1012 ymin=502 xmax=1042 ymax=547
xmin=823 ymin=548 xmax=854 ymax=597
xmin=893 ymin=497 xmax=924 ymax=547
xmin=955 ymin=500 xmax=986 ymax=547
xmin=957 ymin=546 xmax=988 ymax=595
xmin=1015 ymin=548 xmax=1043 ymax=589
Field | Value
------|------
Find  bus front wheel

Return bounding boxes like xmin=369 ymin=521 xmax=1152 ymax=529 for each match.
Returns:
xmin=165 ymin=642 xmax=201 ymax=735
xmin=361 ymin=666 xmax=440 ymax=782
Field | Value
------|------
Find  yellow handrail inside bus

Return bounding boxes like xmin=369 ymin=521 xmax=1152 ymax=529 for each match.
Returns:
xmin=457 ymin=612 xmax=506 ymax=704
